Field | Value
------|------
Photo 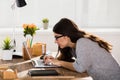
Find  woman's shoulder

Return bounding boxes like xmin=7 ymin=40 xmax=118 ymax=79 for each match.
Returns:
xmin=77 ymin=38 xmax=91 ymax=43
xmin=76 ymin=38 xmax=96 ymax=47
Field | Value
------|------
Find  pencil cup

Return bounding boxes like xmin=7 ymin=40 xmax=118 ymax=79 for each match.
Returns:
xmin=22 ymin=47 xmax=32 ymax=60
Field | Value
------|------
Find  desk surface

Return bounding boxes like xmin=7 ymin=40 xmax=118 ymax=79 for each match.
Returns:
xmin=0 ymin=58 xmax=89 ymax=80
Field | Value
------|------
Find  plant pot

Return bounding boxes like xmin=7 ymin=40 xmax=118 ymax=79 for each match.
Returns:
xmin=43 ymin=23 xmax=48 ymax=29
xmin=2 ymin=50 xmax=13 ymax=60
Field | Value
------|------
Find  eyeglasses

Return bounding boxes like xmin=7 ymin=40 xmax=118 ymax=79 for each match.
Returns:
xmin=54 ymin=35 xmax=64 ymax=40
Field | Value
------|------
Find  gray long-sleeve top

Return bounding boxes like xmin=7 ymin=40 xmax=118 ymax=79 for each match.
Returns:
xmin=73 ymin=38 xmax=120 ymax=80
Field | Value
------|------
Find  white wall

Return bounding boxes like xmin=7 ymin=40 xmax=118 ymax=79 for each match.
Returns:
xmin=0 ymin=0 xmax=120 ymax=28
xmin=0 ymin=28 xmax=120 ymax=65
xmin=0 ymin=0 xmax=76 ymax=28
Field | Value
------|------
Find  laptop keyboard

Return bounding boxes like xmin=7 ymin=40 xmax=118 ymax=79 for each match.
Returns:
xmin=32 ymin=59 xmax=59 ymax=68
xmin=36 ymin=60 xmax=44 ymax=65
xmin=36 ymin=60 xmax=54 ymax=66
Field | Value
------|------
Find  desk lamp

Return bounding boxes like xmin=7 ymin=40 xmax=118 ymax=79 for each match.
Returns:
xmin=16 ymin=0 xmax=27 ymax=7
xmin=11 ymin=0 xmax=27 ymax=52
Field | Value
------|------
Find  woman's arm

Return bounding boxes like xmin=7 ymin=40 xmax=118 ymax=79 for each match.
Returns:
xmin=59 ymin=60 xmax=76 ymax=71
xmin=43 ymin=55 xmax=76 ymax=71
xmin=51 ymin=59 xmax=76 ymax=71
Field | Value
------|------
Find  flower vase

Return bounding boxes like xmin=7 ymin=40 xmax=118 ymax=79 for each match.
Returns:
xmin=22 ymin=34 xmax=33 ymax=60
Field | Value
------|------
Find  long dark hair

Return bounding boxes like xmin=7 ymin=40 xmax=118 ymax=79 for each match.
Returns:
xmin=53 ymin=18 xmax=112 ymax=62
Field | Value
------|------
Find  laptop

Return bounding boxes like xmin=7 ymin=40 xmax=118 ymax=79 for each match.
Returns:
xmin=23 ymin=42 xmax=59 ymax=68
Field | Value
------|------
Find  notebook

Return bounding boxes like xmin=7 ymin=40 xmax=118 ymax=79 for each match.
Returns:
xmin=28 ymin=69 xmax=59 ymax=76
xmin=23 ymin=42 xmax=59 ymax=68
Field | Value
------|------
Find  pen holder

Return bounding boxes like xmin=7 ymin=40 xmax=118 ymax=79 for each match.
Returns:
xmin=22 ymin=47 xmax=32 ymax=60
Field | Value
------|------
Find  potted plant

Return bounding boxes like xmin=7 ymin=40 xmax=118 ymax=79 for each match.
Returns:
xmin=42 ymin=18 xmax=49 ymax=29
xmin=1 ymin=37 xmax=13 ymax=60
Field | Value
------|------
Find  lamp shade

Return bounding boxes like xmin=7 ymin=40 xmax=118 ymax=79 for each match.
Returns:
xmin=16 ymin=0 xmax=27 ymax=7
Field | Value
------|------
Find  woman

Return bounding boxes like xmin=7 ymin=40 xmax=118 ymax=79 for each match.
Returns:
xmin=44 ymin=18 xmax=120 ymax=80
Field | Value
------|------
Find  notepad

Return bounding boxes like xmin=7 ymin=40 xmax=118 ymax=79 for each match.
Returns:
xmin=28 ymin=70 xmax=59 ymax=76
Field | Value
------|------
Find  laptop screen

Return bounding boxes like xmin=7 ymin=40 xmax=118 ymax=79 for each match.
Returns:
xmin=23 ymin=41 xmax=36 ymax=66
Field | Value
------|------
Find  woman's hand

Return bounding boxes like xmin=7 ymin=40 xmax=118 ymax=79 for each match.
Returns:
xmin=43 ymin=55 xmax=61 ymax=66
xmin=43 ymin=55 xmax=54 ymax=64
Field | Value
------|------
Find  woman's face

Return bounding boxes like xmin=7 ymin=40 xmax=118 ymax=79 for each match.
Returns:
xmin=54 ymin=33 xmax=69 ymax=48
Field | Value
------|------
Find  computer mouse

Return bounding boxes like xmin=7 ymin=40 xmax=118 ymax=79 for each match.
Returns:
xmin=40 ymin=55 xmax=44 ymax=59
